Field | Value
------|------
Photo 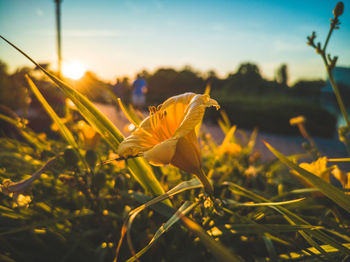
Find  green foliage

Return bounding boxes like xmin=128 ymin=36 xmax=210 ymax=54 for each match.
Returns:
xmin=0 ymin=97 xmax=349 ymax=261
xmin=208 ymin=94 xmax=337 ymax=137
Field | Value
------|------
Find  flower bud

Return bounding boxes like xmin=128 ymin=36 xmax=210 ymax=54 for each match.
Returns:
xmin=85 ymin=149 xmax=98 ymax=169
xmin=64 ymin=147 xmax=79 ymax=168
xmin=333 ymin=2 xmax=344 ymax=17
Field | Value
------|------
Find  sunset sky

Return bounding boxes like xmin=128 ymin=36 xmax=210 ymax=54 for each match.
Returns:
xmin=1 ymin=0 xmax=349 ymax=83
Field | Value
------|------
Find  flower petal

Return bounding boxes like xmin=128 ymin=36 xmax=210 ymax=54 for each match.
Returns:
xmin=170 ymin=130 xmax=202 ymax=174
xmin=118 ymin=128 xmax=158 ymax=157
xmin=173 ymin=94 xmax=219 ymax=139
xmin=143 ymin=138 xmax=178 ymax=166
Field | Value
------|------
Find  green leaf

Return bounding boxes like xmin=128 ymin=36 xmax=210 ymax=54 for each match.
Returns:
xmin=265 ymin=141 xmax=350 ymax=214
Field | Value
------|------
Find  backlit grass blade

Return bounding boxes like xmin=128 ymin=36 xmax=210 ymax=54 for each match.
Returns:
xmin=221 ymin=125 xmax=237 ymax=148
xmin=117 ymin=98 xmax=141 ymax=127
xmin=26 ymin=75 xmax=86 ymax=167
xmin=226 ymin=197 xmax=305 ymax=207
xmin=128 ymin=104 xmax=143 ymax=125
xmin=223 ymin=224 xmax=322 ymax=234
xmin=115 ymin=178 xmax=202 ymax=262
xmin=0 ymin=35 xmax=165 ymax=197
xmin=247 ymin=128 xmax=258 ymax=153
xmin=180 ymin=214 xmax=244 ymax=262
xmin=265 ymin=141 xmax=350 ymax=214
xmin=126 ymin=201 xmax=197 ymax=262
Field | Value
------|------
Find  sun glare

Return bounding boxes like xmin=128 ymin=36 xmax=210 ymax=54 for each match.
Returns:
xmin=62 ymin=62 xmax=86 ymax=80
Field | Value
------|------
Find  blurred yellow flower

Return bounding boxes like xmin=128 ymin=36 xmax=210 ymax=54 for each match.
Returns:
xmin=17 ymin=194 xmax=32 ymax=207
xmin=219 ymin=143 xmax=242 ymax=156
xmin=299 ymin=157 xmax=330 ymax=182
xmin=77 ymin=120 xmax=100 ymax=149
xmin=118 ymin=93 xmax=219 ymax=193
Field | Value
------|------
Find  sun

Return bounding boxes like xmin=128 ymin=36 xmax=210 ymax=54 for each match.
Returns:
xmin=62 ymin=62 xmax=86 ymax=80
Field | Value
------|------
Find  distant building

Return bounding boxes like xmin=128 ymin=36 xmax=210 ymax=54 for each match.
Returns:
xmin=322 ymin=66 xmax=350 ymax=93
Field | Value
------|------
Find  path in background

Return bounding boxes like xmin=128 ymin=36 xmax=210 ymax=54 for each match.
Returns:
xmin=95 ymin=103 xmax=349 ymax=165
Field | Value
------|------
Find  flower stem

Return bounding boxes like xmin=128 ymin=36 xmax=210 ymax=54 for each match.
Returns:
xmin=196 ymin=169 xmax=213 ymax=196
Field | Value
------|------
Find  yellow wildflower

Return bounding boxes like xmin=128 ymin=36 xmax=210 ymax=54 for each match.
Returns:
xmin=297 ymin=157 xmax=350 ymax=193
xmin=118 ymin=93 xmax=219 ymax=194
xmin=331 ymin=166 xmax=349 ymax=189
xmin=15 ymin=194 xmax=32 ymax=208
xmin=299 ymin=157 xmax=330 ymax=182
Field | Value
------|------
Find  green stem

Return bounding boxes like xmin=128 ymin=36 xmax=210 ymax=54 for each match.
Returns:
xmin=322 ymin=21 xmax=336 ymax=53
xmin=323 ymin=57 xmax=350 ymax=154
xmin=326 ymin=65 xmax=350 ymax=128
xmin=196 ymin=169 xmax=213 ymax=196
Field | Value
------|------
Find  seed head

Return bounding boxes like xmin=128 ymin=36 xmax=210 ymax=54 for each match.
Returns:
xmin=333 ymin=2 xmax=344 ymax=17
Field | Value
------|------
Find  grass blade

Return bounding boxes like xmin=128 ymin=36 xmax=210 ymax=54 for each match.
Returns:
xmin=223 ymin=224 xmax=323 ymax=234
xmin=115 ymin=178 xmax=202 ymax=262
xmin=180 ymin=214 xmax=244 ymax=262
xmin=26 ymin=75 xmax=86 ymax=166
xmin=224 ymin=181 xmax=350 ymax=257
xmin=226 ymin=197 xmax=305 ymax=207
xmin=126 ymin=201 xmax=197 ymax=262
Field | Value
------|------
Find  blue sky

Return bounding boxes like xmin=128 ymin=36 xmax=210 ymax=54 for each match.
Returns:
xmin=0 ymin=0 xmax=349 ymax=83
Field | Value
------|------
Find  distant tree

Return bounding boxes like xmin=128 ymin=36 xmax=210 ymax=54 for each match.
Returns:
xmin=137 ymin=69 xmax=150 ymax=79
xmin=223 ymin=62 xmax=264 ymax=94
xmin=147 ymin=67 xmax=204 ymax=104
xmin=237 ymin=63 xmax=261 ymax=77
xmin=0 ymin=60 xmax=8 ymax=76
xmin=207 ymin=70 xmax=217 ymax=79
xmin=205 ymin=70 xmax=221 ymax=90
xmin=275 ymin=64 xmax=288 ymax=87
